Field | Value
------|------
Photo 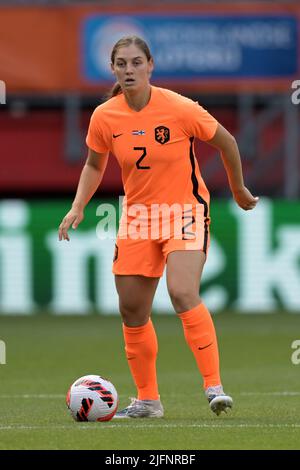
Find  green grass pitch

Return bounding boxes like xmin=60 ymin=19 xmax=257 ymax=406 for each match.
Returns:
xmin=0 ymin=313 xmax=300 ymax=450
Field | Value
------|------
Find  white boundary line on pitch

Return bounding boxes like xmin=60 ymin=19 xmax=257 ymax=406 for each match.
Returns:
xmin=240 ymin=392 xmax=300 ymax=396
xmin=1 ymin=392 xmax=300 ymax=399
xmin=0 ymin=423 xmax=300 ymax=431
xmin=0 ymin=394 xmax=65 ymax=399
xmin=0 ymin=394 xmax=127 ymax=399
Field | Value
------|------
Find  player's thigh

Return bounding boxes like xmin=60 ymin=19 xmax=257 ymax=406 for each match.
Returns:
xmin=166 ymin=250 xmax=206 ymax=296
xmin=115 ymin=275 xmax=160 ymax=314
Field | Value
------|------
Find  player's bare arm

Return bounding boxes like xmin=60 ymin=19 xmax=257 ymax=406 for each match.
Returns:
xmin=58 ymin=149 xmax=109 ymax=241
xmin=207 ymin=123 xmax=259 ymax=211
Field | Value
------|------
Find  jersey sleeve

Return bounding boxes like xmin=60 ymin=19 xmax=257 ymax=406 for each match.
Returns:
xmin=181 ymin=99 xmax=218 ymax=141
xmin=86 ymin=107 xmax=110 ymax=153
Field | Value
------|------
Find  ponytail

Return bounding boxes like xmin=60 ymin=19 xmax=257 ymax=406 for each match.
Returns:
xmin=104 ymin=82 xmax=122 ymax=101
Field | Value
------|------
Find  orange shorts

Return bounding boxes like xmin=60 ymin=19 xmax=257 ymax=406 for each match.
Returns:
xmin=112 ymin=204 xmax=210 ymax=278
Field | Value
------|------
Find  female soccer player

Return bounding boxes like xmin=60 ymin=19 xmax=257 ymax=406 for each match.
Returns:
xmin=59 ymin=36 xmax=258 ymax=418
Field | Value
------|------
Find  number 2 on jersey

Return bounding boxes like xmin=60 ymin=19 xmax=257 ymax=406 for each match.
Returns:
xmin=134 ymin=147 xmax=150 ymax=170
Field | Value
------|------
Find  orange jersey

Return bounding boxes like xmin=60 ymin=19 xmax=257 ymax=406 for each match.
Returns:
xmin=86 ymin=86 xmax=218 ymax=210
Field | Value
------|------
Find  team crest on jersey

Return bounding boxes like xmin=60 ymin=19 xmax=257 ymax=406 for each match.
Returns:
xmin=155 ymin=126 xmax=170 ymax=144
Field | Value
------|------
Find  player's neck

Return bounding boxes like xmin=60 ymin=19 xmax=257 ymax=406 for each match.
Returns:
xmin=124 ymin=85 xmax=152 ymax=112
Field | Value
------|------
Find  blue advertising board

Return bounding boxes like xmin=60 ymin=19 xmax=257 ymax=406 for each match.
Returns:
xmin=81 ymin=14 xmax=298 ymax=82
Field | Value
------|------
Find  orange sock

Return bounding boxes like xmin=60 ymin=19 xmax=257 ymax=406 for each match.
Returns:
xmin=178 ymin=303 xmax=221 ymax=389
xmin=122 ymin=319 xmax=159 ymax=400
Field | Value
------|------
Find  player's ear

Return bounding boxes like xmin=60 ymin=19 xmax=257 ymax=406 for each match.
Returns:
xmin=148 ymin=57 xmax=154 ymax=77
xmin=110 ymin=62 xmax=115 ymax=76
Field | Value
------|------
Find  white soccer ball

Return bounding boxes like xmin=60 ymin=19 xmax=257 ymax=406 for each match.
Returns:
xmin=66 ymin=374 xmax=118 ymax=422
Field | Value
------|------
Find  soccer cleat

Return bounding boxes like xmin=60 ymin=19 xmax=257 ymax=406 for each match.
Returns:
xmin=113 ymin=397 xmax=164 ymax=419
xmin=205 ymin=385 xmax=233 ymax=416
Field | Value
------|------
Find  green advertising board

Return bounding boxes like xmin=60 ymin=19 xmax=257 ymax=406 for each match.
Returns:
xmin=0 ymin=198 xmax=299 ymax=315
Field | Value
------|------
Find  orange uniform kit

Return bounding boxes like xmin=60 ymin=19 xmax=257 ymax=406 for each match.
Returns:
xmin=86 ymin=86 xmax=218 ymax=277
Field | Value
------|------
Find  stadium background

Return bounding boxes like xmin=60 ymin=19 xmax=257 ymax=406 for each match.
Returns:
xmin=0 ymin=0 xmax=300 ymax=450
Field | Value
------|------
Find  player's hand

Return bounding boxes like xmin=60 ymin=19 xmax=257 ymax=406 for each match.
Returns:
xmin=232 ymin=186 xmax=259 ymax=211
xmin=58 ymin=207 xmax=84 ymax=241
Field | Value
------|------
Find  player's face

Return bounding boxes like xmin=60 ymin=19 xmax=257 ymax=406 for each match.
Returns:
xmin=111 ymin=44 xmax=153 ymax=92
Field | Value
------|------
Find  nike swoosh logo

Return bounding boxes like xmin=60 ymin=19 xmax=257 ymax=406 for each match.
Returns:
xmin=113 ymin=133 xmax=123 ymax=138
xmin=198 ymin=342 xmax=213 ymax=350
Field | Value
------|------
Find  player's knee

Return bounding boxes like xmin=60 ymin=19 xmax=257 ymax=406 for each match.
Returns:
xmin=119 ymin=302 xmax=149 ymax=326
xmin=168 ymin=285 xmax=199 ymax=313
